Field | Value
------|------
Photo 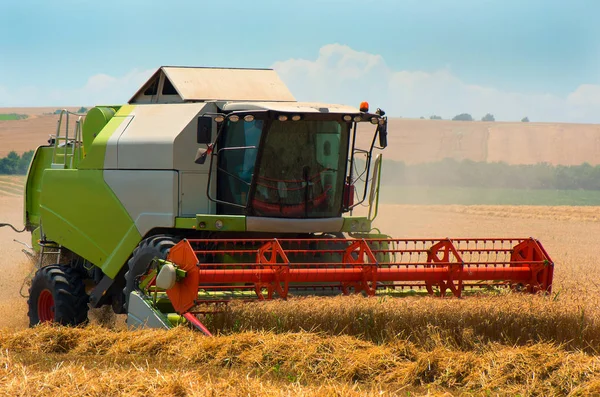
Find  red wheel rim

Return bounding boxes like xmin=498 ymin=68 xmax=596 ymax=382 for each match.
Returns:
xmin=37 ymin=289 xmax=55 ymax=322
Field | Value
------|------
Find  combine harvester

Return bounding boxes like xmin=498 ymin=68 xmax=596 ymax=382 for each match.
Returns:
xmin=14 ymin=67 xmax=553 ymax=334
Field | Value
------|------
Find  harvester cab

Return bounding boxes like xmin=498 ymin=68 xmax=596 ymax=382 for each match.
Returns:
xmin=197 ymin=101 xmax=387 ymax=219
xmin=14 ymin=66 xmax=553 ymax=334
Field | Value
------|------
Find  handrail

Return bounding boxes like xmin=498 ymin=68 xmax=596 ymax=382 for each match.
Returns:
xmin=50 ymin=110 xmax=86 ymax=169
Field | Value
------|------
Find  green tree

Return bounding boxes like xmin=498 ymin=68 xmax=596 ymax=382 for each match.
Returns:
xmin=0 ymin=151 xmax=20 ymax=174
xmin=18 ymin=150 xmax=34 ymax=173
xmin=452 ymin=113 xmax=473 ymax=121
xmin=430 ymin=115 xmax=442 ymax=120
xmin=521 ymin=116 xmax=530 ymax=122
xmin=481 ymin=113 xmax=495 ymax=121
xmin=0 ymin=151 xmax=34 ymax=174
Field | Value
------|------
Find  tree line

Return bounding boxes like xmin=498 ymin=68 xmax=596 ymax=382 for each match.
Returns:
xmin=0 ymin=151 xmax=35 ymax=174
xmin=379 ymin=159 xmax=600 ymax=190
xmin=425 ymin=113 xmax=529 ymax=122
xmin=3 ymin=151 xmax=600 ymax=191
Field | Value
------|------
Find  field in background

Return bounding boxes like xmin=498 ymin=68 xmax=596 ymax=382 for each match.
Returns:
xmin=380 ymin=185 xmax=600 ymax=205
xmin=0 ymin=114 xmax=28 ymax=121
xmin=3 ymin=107 xmax=600 ymax=164
xmin=0 ymin=176 xmax=25 ymax=197
xmin=355 ymin=117 xmax=600 ymax=165
xmin=5 ymin=175 xmax=600 ymax=207
xmin=0 ymin=107 xmax=80 ymax=157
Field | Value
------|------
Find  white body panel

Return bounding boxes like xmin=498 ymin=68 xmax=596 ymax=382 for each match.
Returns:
xmin=179 ymin=171 xmax=214 ymax=216
xmin=104 ymin=116 xmax=134 ymax=169
xmin=173 ymin=102 xmax=218 ymax=172
xmin=116 ymin=103 xmax=207 ymax=170
xmin=104 ymin=170 xmax=178 ymax=237
xmin=127 ymin=291 xmax=171 ymax=329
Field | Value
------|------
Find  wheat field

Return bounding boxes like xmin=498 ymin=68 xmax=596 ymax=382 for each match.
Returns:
xmin=3 ymin=325 xmax=600 ymax=397
xmin=2 ymin=189 xmax=600 ymax=395
xmin=3 ymin=109 xmax=600 ymax=395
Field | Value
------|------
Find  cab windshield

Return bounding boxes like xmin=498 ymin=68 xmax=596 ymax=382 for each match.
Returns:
xmin=216 ymin=118 xmax=349 ymax=218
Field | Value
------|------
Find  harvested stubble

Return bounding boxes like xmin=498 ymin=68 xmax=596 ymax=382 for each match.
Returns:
xmin=3 ymin=202 xmax=600 ymax=395
xmin=209 ymin=294 xmax=600 ymax=352
xmin=1 ymin=325 xmax=600 ymax=396
xmin=417 ymin=204 xmax=600 ymax=222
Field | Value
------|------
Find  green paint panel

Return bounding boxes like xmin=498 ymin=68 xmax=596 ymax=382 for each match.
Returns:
xmin=174 ymin=217 xmax=197 ymax=229
xmin=24 ymin=146 xmax=54 ymax=229
xmin=195 ymin=214 xmax=246 ymax=231
xmin=82 ymin=107 xmax=116 ymax=156
xmin=28 ymin=105 xmax=140 ymax=279
xmin=341 ymin=216 xmax=372 ymax=233
xmin=31 ymin=227 xmax=41 ymax=252
xmin=79 ymin=105 xmax=134 ymax=169
xmin=40 ymin=169 xmax=141 ymax=278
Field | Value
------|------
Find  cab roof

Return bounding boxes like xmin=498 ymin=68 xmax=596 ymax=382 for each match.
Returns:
xmin=129 ymin=66 xmax=296 ymax=104
xmin=220 ymin=101 xmax=361 ymax=114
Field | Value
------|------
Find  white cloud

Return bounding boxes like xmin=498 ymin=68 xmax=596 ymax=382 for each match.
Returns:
xmin=0 ymin=68 xmax=154 ymax=107
xmin=83 ymin=73 xmax=118 ymax=92
xmin=273 ymin=44 xmax=600 ymax=123
xmin=2 ymin=46 xmax=599 ymax=123
xmin=567 ymin=84 xmax=600 ymax=108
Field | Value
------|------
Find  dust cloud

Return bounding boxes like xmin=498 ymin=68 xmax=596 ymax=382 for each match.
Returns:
xmin=0 ymin=196 xmax=32 ymax=328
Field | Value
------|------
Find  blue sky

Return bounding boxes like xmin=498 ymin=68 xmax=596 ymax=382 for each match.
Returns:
xmin=1 ymin=0 xmax=599 ymax=122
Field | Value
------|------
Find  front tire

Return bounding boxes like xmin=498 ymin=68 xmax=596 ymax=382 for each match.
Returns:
xmin=27 ymin=265 xmax=89 ymax=326
xmin=123 ymin=235 xmax=178 ymax=312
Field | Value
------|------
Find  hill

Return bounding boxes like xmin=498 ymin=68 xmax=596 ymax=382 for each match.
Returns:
xmin=1 ymin=108 xmax=600 ymax=165
xmin=356 ymin=118 xmax=600 ymax=165
xmin=0 ymin=108 xmax=81 ymax=157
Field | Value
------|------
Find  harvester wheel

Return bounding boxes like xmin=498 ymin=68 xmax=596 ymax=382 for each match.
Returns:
xmin=27 ymin=265 xmax=89 ymax=326
xmin=123 ymin=235 xmax=178 ymax=312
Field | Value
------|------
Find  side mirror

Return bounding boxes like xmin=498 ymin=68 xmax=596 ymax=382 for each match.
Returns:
xmin=197 ymin=116 xmax=213 ymax=144
xmin=195 ymin=145 xmax=213 ymax=165
xmin=378 ymin=120 xmax=388 ymax=148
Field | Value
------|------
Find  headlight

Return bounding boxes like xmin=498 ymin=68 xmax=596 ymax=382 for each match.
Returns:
xmin=278 ymin=115 xmax=288 ymax=121
xmin=244 ymin=115 xmax=255 ymax=122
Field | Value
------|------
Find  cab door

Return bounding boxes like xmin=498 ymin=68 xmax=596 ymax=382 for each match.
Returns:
xmin=216 ymin=120 xmax=263 ymax=214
